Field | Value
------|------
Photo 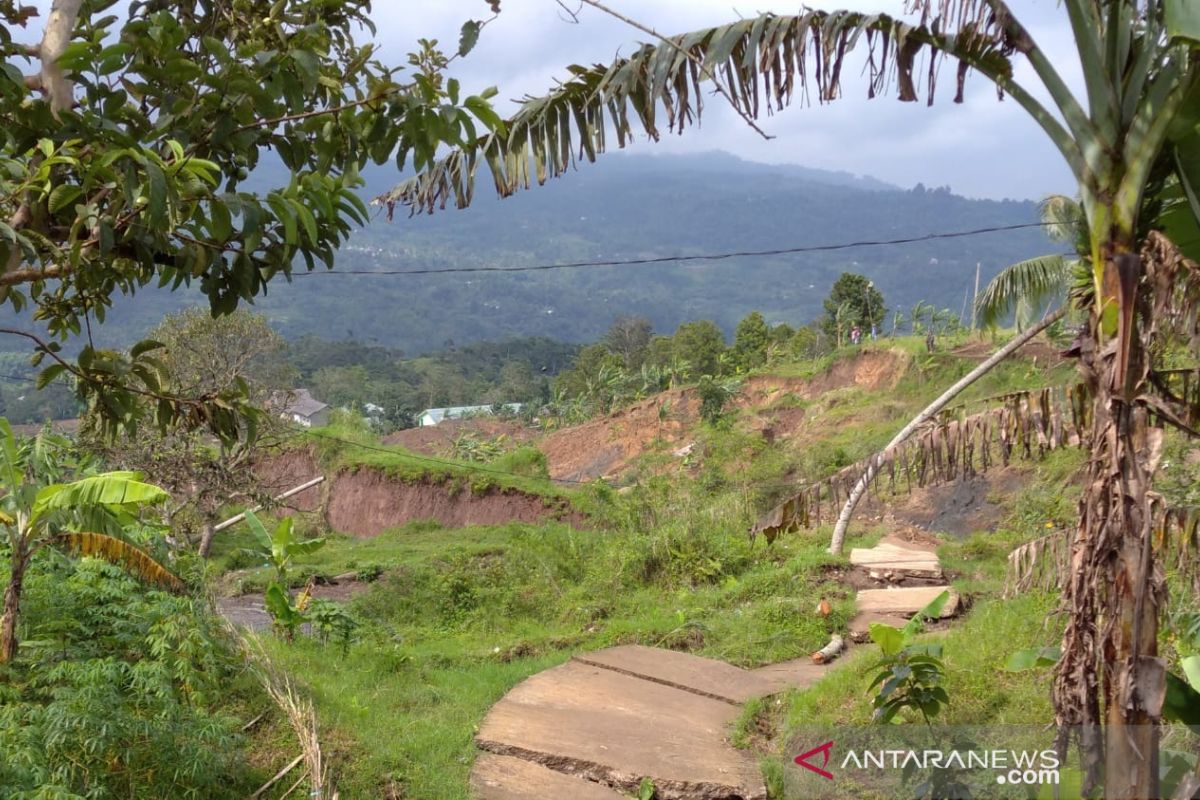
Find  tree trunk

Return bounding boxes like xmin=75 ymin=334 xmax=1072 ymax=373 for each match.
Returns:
xmin=827 ymin=308 xmax=1065 ymax=554
xmin=198 ymin=519 xmax=217 ymax=559
xmin=1 ymin=540 xmax=29 ymax=664
xmin=1053 ymin=246 xmax=1165 ymax=799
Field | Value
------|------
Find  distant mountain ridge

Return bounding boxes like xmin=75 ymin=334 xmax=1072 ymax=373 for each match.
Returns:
xmin=82 ymin=151 xmax=1052 ymax=354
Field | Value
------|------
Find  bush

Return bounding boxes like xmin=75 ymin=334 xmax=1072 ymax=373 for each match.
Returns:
xmin=490 ymin=446 xmax=549 ymax=479
xmin=0 ymin=558 xmax=250 ymax=799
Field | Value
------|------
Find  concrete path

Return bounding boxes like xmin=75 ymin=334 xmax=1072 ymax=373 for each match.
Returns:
xmin=848 ymin=537 xmax=958 ymax=638
xmin=468 ymin=538 xmax=957 ymax=799
xmin=471 ymin=645 xmax=833 ymax=800
xmin=471 ymin=539 xmax=958 ymax=799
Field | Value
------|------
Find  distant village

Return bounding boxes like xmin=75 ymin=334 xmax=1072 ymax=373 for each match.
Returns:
xmin=275 ymin=388 xmax=522 ymax=430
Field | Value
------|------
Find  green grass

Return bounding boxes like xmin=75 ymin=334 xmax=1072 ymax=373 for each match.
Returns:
xmin=303 ymin=418 xmax=575 ymax=501
xmin=743 ymin=445 xmax=1089 ymax=797
xmin=242 ymin=507 xmax=880 ymax=798
xmin=233 ymin=343 xmax=1091 ymax=799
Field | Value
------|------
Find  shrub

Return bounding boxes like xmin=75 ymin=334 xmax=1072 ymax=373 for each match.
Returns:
xmin=0 ymin=558 xmax=249 ymax=799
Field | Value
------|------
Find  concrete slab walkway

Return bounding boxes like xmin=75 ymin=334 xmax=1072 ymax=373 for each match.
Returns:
xmin=471 ymin=649 xmax=820 ymax=800
xmin=470 ymin=539 xmax=957 ymax=799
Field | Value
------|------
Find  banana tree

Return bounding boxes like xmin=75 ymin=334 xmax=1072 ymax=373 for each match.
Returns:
xmin=0 ymin=419 xmax=178 ymax=663
xmin=387 ymin=2 xmax=1200 ymax=794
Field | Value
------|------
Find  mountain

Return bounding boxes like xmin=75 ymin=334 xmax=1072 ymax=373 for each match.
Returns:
xmin=90 ymin=151 xmax=1054 ymax=354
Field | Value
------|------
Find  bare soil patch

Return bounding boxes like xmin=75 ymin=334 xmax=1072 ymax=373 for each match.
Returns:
xmin=886 ymin=466 xmax=1027 ymax=538
xmin=383 ymin=418 xmax=536 ymax=457
xmin=952 ymin=337 xmax=1064 ymax=366
xmin=539 ymin=388 xmax=700 ymax=482
xmin=326 ymin=469 xmax=583 ymax=537
xmin=540 ymin=350 xmax=910 ymax=482
xmin=253 ymin=446 xmax=323 ymax=511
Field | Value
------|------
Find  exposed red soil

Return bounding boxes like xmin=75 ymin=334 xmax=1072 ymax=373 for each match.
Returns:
xmin=736 ymin=349 xmax=908 ymax=410
xmin=325 ymin=468 xmax=584 ymax=538
xmin=540 ymin=387 xmax=701 ymax=482
xmin=952 ymin=337 xmax=1065 ymax=366
xmin=540 ymin=349 xmax=909 ymax=482
xmin=383 ymin=418 xmax=536 ymax=457
xmin=253 ymin=447 xmax=323 ymax=512
xmin=252 ymin=448 xmax=582 ymax=537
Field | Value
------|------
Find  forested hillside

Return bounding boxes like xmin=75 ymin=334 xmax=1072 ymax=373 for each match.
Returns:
xmin=82 ymin=152 xmax=1053 ymax=354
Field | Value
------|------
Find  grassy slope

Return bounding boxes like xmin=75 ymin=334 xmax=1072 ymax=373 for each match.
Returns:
xmin=238 ymin=339 xmax=1084 ymax=799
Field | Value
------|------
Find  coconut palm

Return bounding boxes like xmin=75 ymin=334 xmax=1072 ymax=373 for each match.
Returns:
xmin=976 ymin=195 xmax=1091 ymax=330
xmin=388 ymin=3 xmax=1200 ymax=794
xmin=0 ymin=420 xmax=180 ymax=663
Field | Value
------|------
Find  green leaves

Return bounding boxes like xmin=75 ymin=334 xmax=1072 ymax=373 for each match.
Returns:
xmin=386 ymin=9 xmax=1017 ymax=215
xmin=1164 ymin=667 xmax=1200 ymax=729
xmin=869 ymin=623 xmax=905 ymax=657
xmin=32 ymin=472 xmax=168 ymax=524
xmin=1165 ymin=0 xmax=1200 ymax=46
xmin=0 ymin=1 xmax=501 ymax=443
xmin=1004 ymin=645 xmax=1061 ymax=672
xmin=242 ymin=510 xmax=325 ymax=583
xmin=902 ymin=589 xmax=950 ymax=638
xmin=458 ymin=20 xmax=483 ymax=57
xmin=867 ymin=601 xmax=950 ymax=724
xmin=264 ymin=582 xmax=307 ymax=638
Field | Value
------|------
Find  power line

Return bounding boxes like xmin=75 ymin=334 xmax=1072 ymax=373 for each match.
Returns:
xmin=292 ymin=221 xmax=1067 ymax=278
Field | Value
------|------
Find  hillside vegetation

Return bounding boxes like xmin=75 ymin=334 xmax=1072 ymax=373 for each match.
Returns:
xmin=217 ymin=338 xmax=1087 ymax=798
xmin=71 ymin=153 xmax=1054 ymax=353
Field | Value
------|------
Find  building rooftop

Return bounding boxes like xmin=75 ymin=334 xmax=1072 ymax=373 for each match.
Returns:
xmin=280 ymin=388 xmax=329 ymax=419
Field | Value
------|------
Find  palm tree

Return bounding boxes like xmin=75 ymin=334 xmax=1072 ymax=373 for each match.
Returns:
xmin=388 ymin=4 xmax=1200 ymax=794
xmin=0 ymin=420 xmax=179 ymax=663
xmin=909 ymin=300 xmax=933 ymax=335
xmin=976 ymin=195 xmax=1090 ymax=330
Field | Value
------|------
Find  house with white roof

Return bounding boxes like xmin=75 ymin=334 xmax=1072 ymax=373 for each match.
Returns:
xmin=416 ymin=403 xmax=523 ymax=427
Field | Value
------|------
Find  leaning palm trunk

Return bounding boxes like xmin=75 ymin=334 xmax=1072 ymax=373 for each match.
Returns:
xmin=828 ymin=308 xmax=1065 ymax=554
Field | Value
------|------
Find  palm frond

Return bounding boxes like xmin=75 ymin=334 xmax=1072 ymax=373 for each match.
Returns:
xmin=58 ymin=531 xmax=184 ymax=591
xmin=976 ymin=254 xmax=1072 ymax=329
xmin=1039 ymin=194 xmax=1087 ymax=244
xmin=382 ymin=9 xmax=1017 ymax=215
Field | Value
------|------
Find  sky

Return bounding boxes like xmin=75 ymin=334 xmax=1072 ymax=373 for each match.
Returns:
xmin=379 ymin=1 xmax=1081 ymax=201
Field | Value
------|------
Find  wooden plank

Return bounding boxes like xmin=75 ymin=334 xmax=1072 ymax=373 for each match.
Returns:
xmin=855 ymin=586 xmax=960 ymax=617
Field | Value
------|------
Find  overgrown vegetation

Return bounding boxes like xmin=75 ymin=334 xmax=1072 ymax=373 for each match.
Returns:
xmin=0 ymin=558 xmax=256 ymax=798
xmin=208 ymin=344 xmax=1099 ymax=798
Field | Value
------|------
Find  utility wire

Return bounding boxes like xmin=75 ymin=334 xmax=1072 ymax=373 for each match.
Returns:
xmin=291 ymin=221 xmax=1067 ymax=278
